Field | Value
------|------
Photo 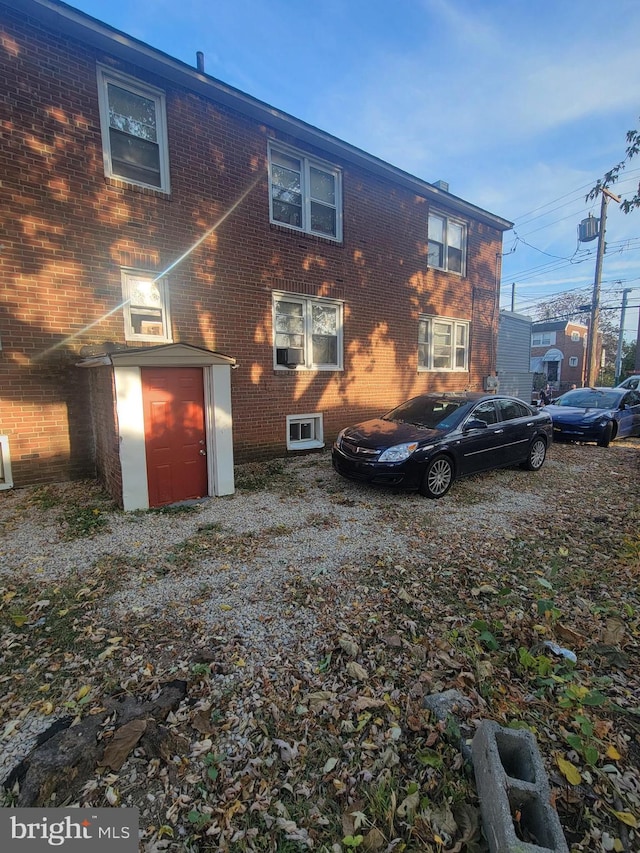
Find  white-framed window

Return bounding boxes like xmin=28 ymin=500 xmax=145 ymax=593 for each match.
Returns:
xmin=268 ymin=143 xmax=342 ymax=241
xmin=532 ymin=331 xmax=555 ymax=346
xmin=273 ymin=293 xmax=343 ymax=371
xmin=418 ymin=315 xmax=469 ymax=371
xmin=0 ymin=435 xmax=13 ymax=490
xmin=97 ymin=66 xmax=170 ymax=192
xmin=569 ymin=356 xmax=578 ymax=367
xmin=286 ymin=413 xmax=324 ymax=451
xmin=571 ymin=331 xmax=581 ymax=342
xmin=428 ymin=212 xmax=466 ymax=274
xmin=121 ymin=269 xmax=172 ymax=343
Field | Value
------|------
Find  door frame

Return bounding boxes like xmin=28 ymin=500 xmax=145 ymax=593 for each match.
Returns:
xmin=108 ymin=344 xmax=235 ymax=510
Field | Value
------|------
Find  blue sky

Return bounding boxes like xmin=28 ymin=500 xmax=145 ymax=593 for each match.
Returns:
xmin=70 ymin=0 xmax=640 ymax=341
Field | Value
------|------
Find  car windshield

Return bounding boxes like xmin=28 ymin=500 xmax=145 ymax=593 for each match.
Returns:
xmin=383 ymin=397 xmax=467 ymax=429
xmin=554 ymin=389 xmax=621 ymax=410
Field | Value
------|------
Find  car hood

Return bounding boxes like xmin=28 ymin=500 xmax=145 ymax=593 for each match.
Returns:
xmin=340 ymin=418 xmax=443 ymax=448
xmin=545 ymin=405 xmax=613 ymax=423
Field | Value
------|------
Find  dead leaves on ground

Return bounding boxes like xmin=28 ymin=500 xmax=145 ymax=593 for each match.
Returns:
xmin=1 ymin=445 xmax=640 ymax=851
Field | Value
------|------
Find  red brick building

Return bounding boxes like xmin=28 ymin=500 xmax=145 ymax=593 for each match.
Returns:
xmin=0 ymin=0 xmax=512 ymax=508
xmin=530 ymin=320 xmax=593 ymax=395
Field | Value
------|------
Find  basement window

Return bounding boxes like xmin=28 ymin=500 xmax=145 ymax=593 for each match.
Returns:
xmin=286 ymin=414 xmax=324 ymax=451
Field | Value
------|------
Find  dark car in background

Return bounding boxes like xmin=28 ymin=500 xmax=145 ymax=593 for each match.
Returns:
xmin=332 ymin=392 xmax=552 ymax=498
xmin=545 ymin=386 xmax=640 ymax=446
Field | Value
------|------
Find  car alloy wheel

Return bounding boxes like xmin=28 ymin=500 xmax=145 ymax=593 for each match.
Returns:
xmin=420 ymin=454 xmax=454 ymax=499
xmin=525 ymin=437 xmax=547 ymax=471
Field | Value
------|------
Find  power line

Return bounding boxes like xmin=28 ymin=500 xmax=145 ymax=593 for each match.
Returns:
xmin=511 ymin=170 xmax=640 ymax=227
xmin=505 ymin=240 xmax=640 ymax=284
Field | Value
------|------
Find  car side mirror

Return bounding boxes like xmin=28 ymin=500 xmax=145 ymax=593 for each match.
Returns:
xmin=464 ymin=418 xmax=488 ymax=431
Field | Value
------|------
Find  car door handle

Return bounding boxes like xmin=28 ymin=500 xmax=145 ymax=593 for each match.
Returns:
xmin=526 ymin=421 xmax=534 ymax=426
xmin=493 ymin=429 xmax=504 ymax=434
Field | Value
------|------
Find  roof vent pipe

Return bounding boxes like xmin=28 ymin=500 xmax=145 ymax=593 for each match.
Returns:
xmin=196 ymin=51 xmax=205 ymax=73
xmin=433 ymin=179 xmax=449 ymax=192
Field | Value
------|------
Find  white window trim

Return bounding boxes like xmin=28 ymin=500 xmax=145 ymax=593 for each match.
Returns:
xmin=427 ymin=211 xmax=467 ymax=276
xmin=96 ymin=65 xmax=171 ymax=193
xmin=286 ymin=413 xmax=324 ymax=451
xmin=268 ymin=141 xmax=343 ymax=241
xmin=272 ymin=292 xmax=343 ymax=371
xmin=418 ymin=315 xmax=470 ymax=372
xmin=121 ymin=269 xmax=173 ymax=343
xmin=532 ymin=332 xmax=556 ymax=347
xmin=569 ymin=356 xmax=579 ymax=367
xmin=571 ymin=331 xmax=581 ymax=342
xmin=0 ymin=435 xmax=13 ymax=490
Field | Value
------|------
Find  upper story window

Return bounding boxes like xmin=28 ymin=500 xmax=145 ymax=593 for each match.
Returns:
xmin=571 ymin=331 xmax=581 ymax=342
xmin=268 ymin=143 xmax=342 ymax=241
xmin=418 ymin=315 xmax=469 ymax=371
xmin=428 ymin=212 xmax=466 ymax=275
xmin=97 ymin=67 xmax=170 ymax=192
xmin=532 ymin=331 xmax=555 ymax=347
xmin=121 ymin=270 xmax=172 ymax=343
xmin=273 ymin=292 xmax=343 ymax=370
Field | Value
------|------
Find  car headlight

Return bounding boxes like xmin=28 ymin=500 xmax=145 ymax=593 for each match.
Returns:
xmin=378 ymin=442 xmax=418 ymax=463
xmin=335 ymin=428 xmax=347 ymax=446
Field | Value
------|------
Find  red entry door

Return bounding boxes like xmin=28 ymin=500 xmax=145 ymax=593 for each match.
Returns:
xmin=141 ymin=367 xmax=208 ymax=507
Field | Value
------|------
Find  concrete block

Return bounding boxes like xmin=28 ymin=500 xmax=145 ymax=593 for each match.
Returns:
xmin=472 ymin=720 xmax=569 ymax=853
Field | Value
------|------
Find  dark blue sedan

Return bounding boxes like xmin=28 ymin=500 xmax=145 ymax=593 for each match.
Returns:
xmin=332 ymin=392 xmax=552 ymax=498
xmin=545 ymin=387 xmax=640 ymax=447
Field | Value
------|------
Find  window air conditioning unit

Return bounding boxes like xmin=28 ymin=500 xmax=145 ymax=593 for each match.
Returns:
xmin=276 ymin=347 xmax=304 ymax=366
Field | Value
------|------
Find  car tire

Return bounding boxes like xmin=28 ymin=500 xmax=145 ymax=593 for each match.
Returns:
xmin=420 ymin=454 xmax=454 ymax=499
xmin=522 ymin=436 xmax=547 ymax=471
xmin=597 ymin=421 xmax=613 ymax=447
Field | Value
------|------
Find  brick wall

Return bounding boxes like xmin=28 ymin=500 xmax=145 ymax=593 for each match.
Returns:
xmin=88 ymin=367 xmax=122 ymax=506
xmin=561 ymin=324 xmax=588 ymax=389
xmin=0 ymin=4 xmax=504 ymax=483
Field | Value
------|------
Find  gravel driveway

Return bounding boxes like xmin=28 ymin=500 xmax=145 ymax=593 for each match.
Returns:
xmin=1 ymin=446 xmax=562 ymax=658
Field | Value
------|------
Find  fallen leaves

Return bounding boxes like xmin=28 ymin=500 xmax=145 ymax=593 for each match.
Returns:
xmin=346 ymin=661 xmax=368 ymax=681
xmin=1 ymin=444 xmax=639 ymax=851
xmin=102 ymin=719 xmax=147 ymax=771
xmin=557 ymin=754 xmax=582 ymax=785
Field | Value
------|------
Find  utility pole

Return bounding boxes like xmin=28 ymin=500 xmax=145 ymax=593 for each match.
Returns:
xmin=615 ymin=289 xmax=632 ymax=383
xmin=510 ymin=283 xmax=516 ymax=313
xmin=585 ymin=187 xmax=621 ymax=386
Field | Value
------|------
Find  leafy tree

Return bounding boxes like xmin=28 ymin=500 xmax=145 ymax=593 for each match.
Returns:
xmin=621 ymin=339 xmax=637 ymax=377
xmin=534 ymin=292 xmax=619 ymax=377
xmin=587 ymin=118 xmax=640 ymax=213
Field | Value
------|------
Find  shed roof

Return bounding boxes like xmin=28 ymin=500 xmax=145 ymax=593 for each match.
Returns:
xmin=77 ymin=343 xmax=236 ymax=368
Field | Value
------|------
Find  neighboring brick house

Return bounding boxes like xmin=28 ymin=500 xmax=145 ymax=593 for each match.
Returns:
xmin=530 ymin=320 xmax=590 ymax=394
xmin=1 ymin=0 xmax=512 ymax=508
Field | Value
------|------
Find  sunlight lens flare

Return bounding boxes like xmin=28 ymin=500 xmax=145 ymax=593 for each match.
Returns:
xmin=32 ymin=172 xmax=264 ymax=362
